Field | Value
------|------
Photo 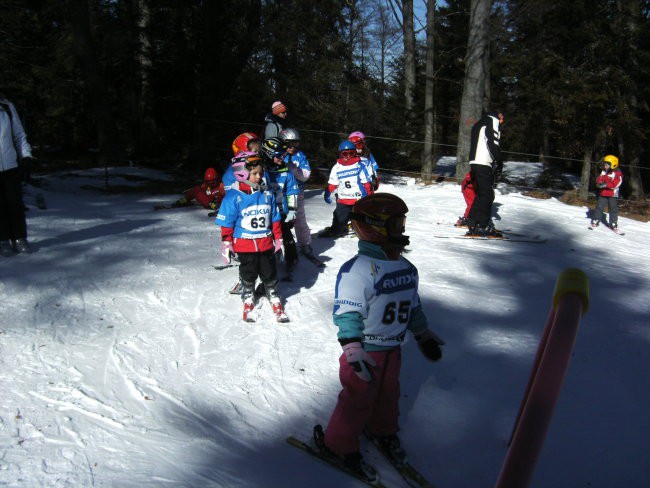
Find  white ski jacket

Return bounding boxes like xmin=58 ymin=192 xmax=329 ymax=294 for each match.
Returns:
xmin=0 ymin=98 xmax=32 ymax=172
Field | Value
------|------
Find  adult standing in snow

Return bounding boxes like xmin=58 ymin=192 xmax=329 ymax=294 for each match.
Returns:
xmin=466 ymin=110 xmax=504 ymax=238
xmin=315 ymin=193 xmax=444 ymax=482
xmin=590 ymin=155 xmax=623 ymax=231
xmin=264 ymin=101 xmax=287 ymax=140
xmin=0 ymin=92 xmax=33 ymax=256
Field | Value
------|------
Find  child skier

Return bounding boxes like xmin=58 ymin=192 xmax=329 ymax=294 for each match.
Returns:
xmin=455 ymin=171 xmax=475 ymax=227
xmin=315 ymin=193 xmax=444 ymax=482
xmin=590 ymin=154 xmax=623 ymax=232
xmin=170 ymin=167 xmax=225 ymax=211
xmin=261 ymin=137 xmax=300 ymax=274
xmin=279 ymin=128 xmax=317 ymax=260
xmin=216 ymin=151 xmax=288 ymax=322
xmin=319 ymin=140 xmax=374 ymax=238
xmin=348 ymin=131 xmax=380 ymax=190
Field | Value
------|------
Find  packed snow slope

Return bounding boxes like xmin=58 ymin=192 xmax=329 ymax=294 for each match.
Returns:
xmin=1 ymin=164 xmax=649 ymax=488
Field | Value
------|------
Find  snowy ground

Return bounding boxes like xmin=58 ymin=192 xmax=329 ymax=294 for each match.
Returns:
xmin=1 ymin=162 xmax=649 ymax=488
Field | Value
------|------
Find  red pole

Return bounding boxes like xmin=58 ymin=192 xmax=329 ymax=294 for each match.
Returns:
xmin=495 ymin=269 xmax=589 ymax=488
xmin=507 ymin=308 xmax=556 ymax=447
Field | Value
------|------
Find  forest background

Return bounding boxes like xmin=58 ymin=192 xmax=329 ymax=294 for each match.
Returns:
xmin=1 ymin=0 xmax=649 ymax=203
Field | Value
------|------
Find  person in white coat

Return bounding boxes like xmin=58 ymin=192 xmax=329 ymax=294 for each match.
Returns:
xmin=0 ymin=93 xmax=33 ymax=256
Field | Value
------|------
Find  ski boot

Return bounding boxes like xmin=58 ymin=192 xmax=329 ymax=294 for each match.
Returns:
xmin=241 ymin=285 xmax=256 ymax=322
xmin=313 ymin=425 xmax=379 ymax=483
xmin=484 ymin=223 xmax=503 ymax=238
xmin=454 ymin=216 xmax=469 ymax=227
xmin=14 ymin=239 xmax=31 ymax=254
xmin=590 ymin=220 xmax=600 ymax=228
xmin=366 ymin=431 xmax=407 ymax=466
xmin=271 ymin=299 xmax=289 ymax=323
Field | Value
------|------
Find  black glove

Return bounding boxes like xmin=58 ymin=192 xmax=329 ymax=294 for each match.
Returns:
xmin=20 ymin=157 xmax=34 ymax=183
xmin=596 ymin=182 xmax=607 ymax=189
xmin=414 ymin=329 xmax=444 ymax=362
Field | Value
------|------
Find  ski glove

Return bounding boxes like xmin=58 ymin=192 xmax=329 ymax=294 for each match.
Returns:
xmin=343 ymin=342 xmax=376 ymax=382
xmin=597 ymin=182 xmax=607 ymax=189
xmin=221 ymin=241 xmax=234 ymax=265
xmin=274 ymin=239 xmax=285 ymax=262
xmin=414 ymin=329 xmax=444 ymax=362
xmin=284 ymin=210 xmax=297 ymax=223
xmin=324 ymin=191 xmax=332 ymax=204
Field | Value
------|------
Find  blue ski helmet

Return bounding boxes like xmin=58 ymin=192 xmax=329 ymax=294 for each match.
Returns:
xmin=338 ymin=140 xmax=356 ymax=152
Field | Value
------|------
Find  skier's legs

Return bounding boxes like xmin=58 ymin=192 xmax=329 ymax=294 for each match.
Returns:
xmin=467 ymin=165 xmax=494 ymax=227
xmin=258 ymin=249 xmax=279 ymax=292
xmin=0 ymin=168 xmax=27 ymax=240
xmin=608 ymin=197 xmax=619 ymax=225
xmin=367 ymin=348 xmax=401 ymax=437
xmin=462 ymin=183 xmax=476 ymax=218
xmin=294 ymin=191 xmax=311 ymax=246
xmin=238 ymin=253 xmax=259 ymax=297
xmin=324 ymin=350 xmax=386 ymax=455
xmin=592 ymin=196 xmax=608 ymax=223
xmin=331 ymin=202 xmax=353 ymax=234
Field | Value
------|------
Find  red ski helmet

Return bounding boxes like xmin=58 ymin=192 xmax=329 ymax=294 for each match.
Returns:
xmin=351 ymin=193 xmax=410 ymax=249
xmin=348 ymin=131 xmax=366 ymax=149
xmin=232 ymin=132 xmax=259 ymax=155
xmin=204 ymin=167 xmax=218 ymax=184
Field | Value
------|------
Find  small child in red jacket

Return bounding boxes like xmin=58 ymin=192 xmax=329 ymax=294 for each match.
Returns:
xmin=590 ymin=155 xmax=623 ymax=231
xmin=174 ymin=167 xmax=225 ymax=211
xmin=455 ymin=172 xmax=476 ymax=227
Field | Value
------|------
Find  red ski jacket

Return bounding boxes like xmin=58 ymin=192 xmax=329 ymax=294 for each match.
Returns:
xmin=596 ymin=169 xmax=623 ymax=198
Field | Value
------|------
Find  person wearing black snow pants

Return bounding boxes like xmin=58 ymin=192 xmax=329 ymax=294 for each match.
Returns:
xmin=467 ymin=164 xmax=495 ymax=230
xmin=0 ymin=94 xmax=34 ymax=256
xmin=466 ymin=110 xmax=504 ymax=237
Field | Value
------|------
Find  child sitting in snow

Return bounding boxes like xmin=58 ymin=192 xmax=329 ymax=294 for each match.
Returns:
xmin=314 ymin=193 xmax=444 ymax=483
xmin=159 ymin=167 xmax=225 ymax=211
xmin=216 ymin=152 xmax=288 ymax=322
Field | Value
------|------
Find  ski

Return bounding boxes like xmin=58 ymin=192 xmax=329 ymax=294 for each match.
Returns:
xmin=433 ymin=234 xmax=546 ymax=243
xmin=286 ymin=435 xmax=388 ymax=488
xmin=588 ymin=225 xmax=625 ymax=236
xmin=364 ymin=432 xmax=437 ymax=488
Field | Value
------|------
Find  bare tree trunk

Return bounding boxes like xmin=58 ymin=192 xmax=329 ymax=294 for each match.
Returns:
xmin=402 ymin=0 xmax=416 ymax=115
xmin=68 ymin=0 xmax=120 ymax=161
xmin=615 ymin=0 xmax=645 ymax=198
xmin=455 ymin=0 xmax=491 ymax=178
xmin=579 ymin=146 xmax=594 ymax=201
xmin=136 ymin=0 xmax=156 ymax=155
xmin=421 ymin=0 xmax=436 ymax=182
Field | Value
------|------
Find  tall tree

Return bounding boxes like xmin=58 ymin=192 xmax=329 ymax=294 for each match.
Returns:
xmin=67 ymin=0 xmax=121 ymax=160
xmin=389 ymin=0 xmax=416 ymax=130
xmin=455 ymin=0 xmax=491 ymax=178
xmin=421 ymin=0 xmax=436 ymax=180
